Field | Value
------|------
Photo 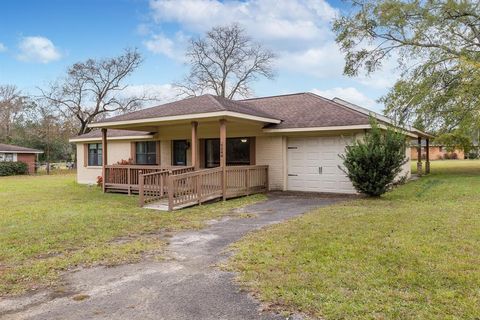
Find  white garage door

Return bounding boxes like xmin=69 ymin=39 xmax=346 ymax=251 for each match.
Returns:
xmin=287 ymin=136 xmax=356 ymax=194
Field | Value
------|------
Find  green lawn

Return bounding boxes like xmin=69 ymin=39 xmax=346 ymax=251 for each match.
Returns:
xmin=229 ymin=160 xmax=480 ymax=320
xmin=0 ymin=173 xmax=264 ymax=296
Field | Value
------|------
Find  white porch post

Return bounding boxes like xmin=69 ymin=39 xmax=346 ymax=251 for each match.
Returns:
xmin=191 ymin=121 xmax=198 ymax=170
xmin=220 ymin=119 xmax=227 ymax=200
xmin=101 ymin=128 xmax=108 ymax=192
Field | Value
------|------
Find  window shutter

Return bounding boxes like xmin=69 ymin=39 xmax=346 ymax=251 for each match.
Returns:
xmin=130 ymin=142 xmax=136 ymax=164
xmin=83 ymin=144 xmax=88 ymax=167
xmin=249 ymin=137 xmax=256 ymax=165
xmin=156 ymin=141 xmax=161 ymax=165
xmin=199 ymin=139 xmax=205 ymax=168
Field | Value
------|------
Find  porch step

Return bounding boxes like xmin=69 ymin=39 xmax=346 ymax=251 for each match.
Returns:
xmin=143 ymin=199 xmax=201 ymax=211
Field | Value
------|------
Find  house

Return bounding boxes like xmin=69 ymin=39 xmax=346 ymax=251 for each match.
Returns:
xmin=69 ymin=92 xmax=431 ymax=210
xmin=411 ymin=143 xmax=465 ymax=160
xmin=0 ymin=143 xmax=43 ymax=174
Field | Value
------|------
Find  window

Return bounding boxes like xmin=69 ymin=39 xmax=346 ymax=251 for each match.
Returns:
xmin=439 ymin=146 xmax=443 ymax=152
xmin=204 ymin=137 xmax=251 ymax=168
xmin=88 ymin=143 xmax=102 ymax=166
xmin=136 ymin=141 xmax=157 ymax=165
xmin=0 ymin=153 xmax=14 ymax=162
xmin=172 ymin=140 xmax=188 ymax=166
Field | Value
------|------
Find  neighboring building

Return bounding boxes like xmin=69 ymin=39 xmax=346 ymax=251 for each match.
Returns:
xmin=69 ymin=93 xmax=430 ymax=210
xmin=0 ymin=143 xmax=43 ymax=174
xmin=411 ymin=144 xmax=465 ymax=160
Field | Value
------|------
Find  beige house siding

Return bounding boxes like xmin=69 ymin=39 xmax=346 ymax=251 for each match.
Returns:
xmin=256 ymin=136 xmax=286 ymax=190
xmin=160 ymin=140 xmax=172 ymax=166
xmin=76 ymin=141 xmax=132 ymax=184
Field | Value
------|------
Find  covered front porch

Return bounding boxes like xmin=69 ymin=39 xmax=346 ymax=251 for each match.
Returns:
xmin=97 ymin=117 xmax=272 ymax=210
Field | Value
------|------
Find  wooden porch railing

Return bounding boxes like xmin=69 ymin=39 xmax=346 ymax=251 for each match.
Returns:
xmin=104 ymin=165 xmax=194 ymax=194
xmin=168 ymin=167 xmax=224 ymax=210
xmin=225 ymin=165 xmax=269 ymax=197
xmin=138 ymin=165 xmax=268 ymax=210
xmin=138 ymin=170 xmax=171 ymax=206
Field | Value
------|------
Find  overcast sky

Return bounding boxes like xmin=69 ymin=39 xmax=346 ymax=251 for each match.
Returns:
xmin=0 ymin=0 xmax=400 ymax=112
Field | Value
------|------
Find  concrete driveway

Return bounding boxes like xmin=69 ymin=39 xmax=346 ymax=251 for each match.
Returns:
xmin=1 ymin=192 xmax=351 ymax=320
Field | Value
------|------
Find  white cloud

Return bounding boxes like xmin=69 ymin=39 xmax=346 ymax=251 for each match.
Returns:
xmin=17 ymin=36 xmax=61 ymax=63
xmin=144 ymin=33 xmax=176 ymax=57
xmin=149 ymin=0 xmax=336 ymax=46
xmin=120 ymin=84 xmax=180 ymax=104
xmin=311 ymin=87 xmax=378 ymax=109
xmin=143 ymin=32 xmax=189 ymax=61
xmin=0 ymin=43 xmax=7 ymax=52
xmin=146 ymin=0 xmax=398 ymax=91
xmin=277 ymin=42 xmax=345 ymax=78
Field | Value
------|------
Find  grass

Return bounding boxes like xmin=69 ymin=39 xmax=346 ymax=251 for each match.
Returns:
xmin=0 ymin=173 xmax=265 ymax=296
xmin=229 ymin=160 xmax=480 ymax=320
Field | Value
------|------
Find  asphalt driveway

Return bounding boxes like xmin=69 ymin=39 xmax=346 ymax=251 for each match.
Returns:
xmin=1 ymin=192 xmax=351 ymax=320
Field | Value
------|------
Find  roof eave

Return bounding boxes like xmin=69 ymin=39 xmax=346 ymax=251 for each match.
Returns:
xmin=0 ymin=150 xmax=43 ymax=154
xmin=69 ymin=135 xmax=155 ymax=143
xmin=263 ymin=124 xmax=419 ymax=138
xmin=88 ymin=111 xmax=282 ymax=129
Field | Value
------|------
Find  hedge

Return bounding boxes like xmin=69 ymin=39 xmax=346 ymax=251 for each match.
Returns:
xmin=0 ymin=161 xmax=29 ymax=176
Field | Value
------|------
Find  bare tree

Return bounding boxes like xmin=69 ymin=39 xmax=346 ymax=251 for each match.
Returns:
xmin=176 ymin=24 xmax=276 ymax=99
xmin=0 ymin=85 xmax=28 ymax=142
xmin=40 ymin=48 xmax=152 ymax=135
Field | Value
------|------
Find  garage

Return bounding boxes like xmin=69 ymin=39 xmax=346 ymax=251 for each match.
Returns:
xmin=287 ymin=136 xmax=356 ymax=194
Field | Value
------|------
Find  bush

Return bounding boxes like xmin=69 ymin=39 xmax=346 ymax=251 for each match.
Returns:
xmin=468 ymin=150 xmax=479 ymax=159
xmin=0 ymin=161 xmax=29 ymax=176
xmin=339 ymin=118 xmax=408 ymax=197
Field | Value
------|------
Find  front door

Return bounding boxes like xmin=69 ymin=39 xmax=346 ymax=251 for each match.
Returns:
xmin=172 ymin=140 xmax=188 ymax=165
xmin=204 ymin=138 xmax=251 ymax=168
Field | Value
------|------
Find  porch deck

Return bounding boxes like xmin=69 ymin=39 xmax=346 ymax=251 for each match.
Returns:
xmin=103 ymin=165 xmax=195 ymax=194
xmin=104 ymin=164 xmax=269 ymax=211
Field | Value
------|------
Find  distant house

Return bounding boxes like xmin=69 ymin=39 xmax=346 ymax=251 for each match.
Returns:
xmin=0 ymin=143 xmax=43 ymax=174
xmin=411 ymin=144 xmax=464 ymax=160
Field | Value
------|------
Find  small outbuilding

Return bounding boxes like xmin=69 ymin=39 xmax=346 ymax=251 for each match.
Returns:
xmin=0 ymin=143 xmax=43 ymax=174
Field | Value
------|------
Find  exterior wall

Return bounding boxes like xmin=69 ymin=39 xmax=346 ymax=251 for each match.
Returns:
xmin=411 ymin=146 xmax=465 ymax=160
xmin=256 ymin=136 xmax=286 ymax=190
xmin=160 ymin=140 xmax=172 ymax=166
xmin=76 ymin=141 xmax=132 ymax=184
xmin=17 ymin=153 xmax=36 ymax=174
xmin=399 ymin=146 xmax=411 ymax=180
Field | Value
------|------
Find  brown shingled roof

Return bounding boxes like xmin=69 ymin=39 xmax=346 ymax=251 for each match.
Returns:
xmin=241 ymin=92 xmax=370 ymax=129
xmin=90 ymin=92 xmax=377 ymax=130
xmin=0 ymin=143 xmax=43 ymax=153
xmin=95 ymin=94 xmax=279 ymax=124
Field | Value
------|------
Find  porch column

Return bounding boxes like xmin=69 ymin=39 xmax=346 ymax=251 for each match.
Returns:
xmin=220 ymin=119 xmax=227 ymax=200
xmin=425 ymin=138 xmax=430 ymax=174
xmin=101 ymin=128 xmax=108 ymax=192
xmin=417 ymin=136 xmax=423 ymax=176
xmin=191 ymin=121 xmax=199 ymax=169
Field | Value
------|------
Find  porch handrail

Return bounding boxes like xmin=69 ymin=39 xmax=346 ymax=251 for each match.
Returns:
xmin=167 ymin=167 xmax=224 ymax=210
xmin=164 ymin=165 xmax=268 ymax=211
xmin=138 ymin=166 xmax=195 ymax=205
xmin=104 ymin=165 xmax=194 ymax=196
